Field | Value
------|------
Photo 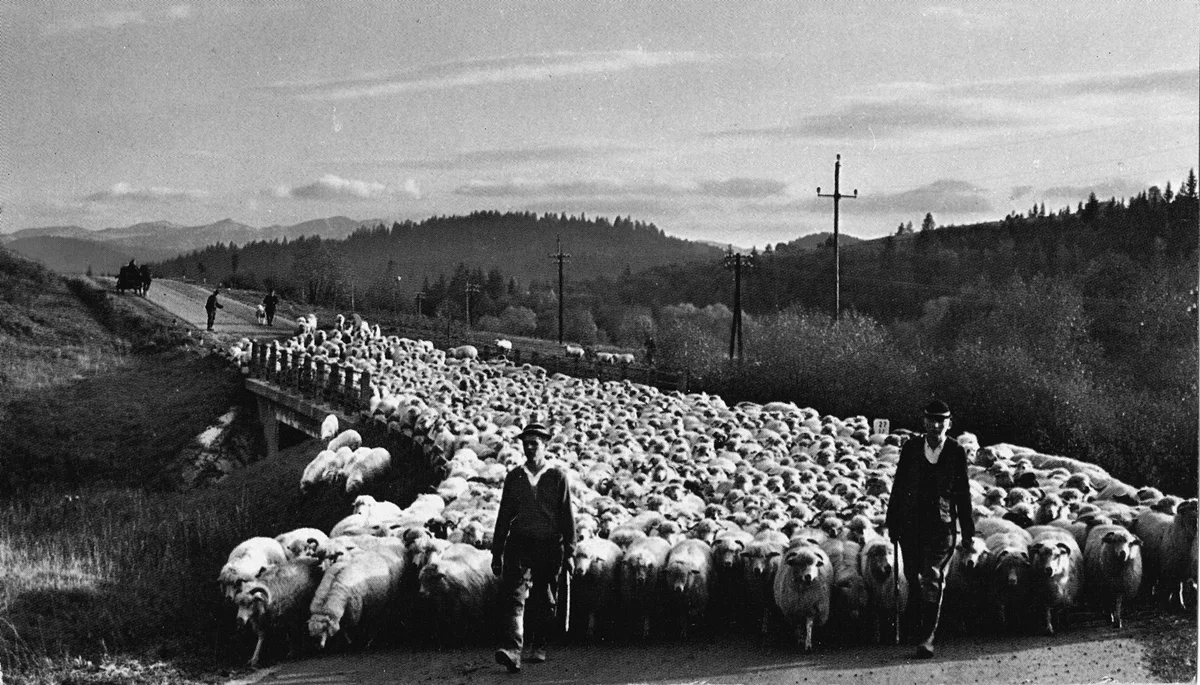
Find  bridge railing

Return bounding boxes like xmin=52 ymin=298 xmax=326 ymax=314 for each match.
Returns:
xmin=248 ymin=341 xmax=373 ymax=416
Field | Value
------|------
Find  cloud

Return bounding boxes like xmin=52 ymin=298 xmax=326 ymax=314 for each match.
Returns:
xmin=84 ymin=182 xmax=207 ymax=203
xmin=1045 ymin=68 xmax=1199 ymax=99
xmin=919 ymin=5 xmax=1005 ymax=29
xmin=273 ymin=50 xmax=712 ymax=101
xmin=454 ymin=176 xmax=788 ymax=200
xmin=795 ymin=179 xmax=993 ymax=216
xmin=697 ymin=178 xmax=788 ymax=199
xmin=709 ymin=100 xmax=1021 ymax=141
xmin=1043 ymin=177 xmax=1148 ymax=201
xmin=273 ymin=174 xmax=420 ymax=201
xmin=43 ymin=6 xmax=194 ymax=35
xmin=1010 ymin=185 xmax=1034 ymax=201
xmin=400 ymin=145 xmax=635 ymax=170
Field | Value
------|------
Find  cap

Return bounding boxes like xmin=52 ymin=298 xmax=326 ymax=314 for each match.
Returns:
xmin=924 ymin=399 xmax=951 ymax=418
xmin=518 ymin=422 xmax=552 ymax=441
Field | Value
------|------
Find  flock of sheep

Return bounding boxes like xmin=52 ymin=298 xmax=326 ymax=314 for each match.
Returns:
xmin=218 ymin=313 xmax=1199 ymax=667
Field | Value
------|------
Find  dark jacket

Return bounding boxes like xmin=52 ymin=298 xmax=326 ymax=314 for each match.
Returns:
xmin=492 ymin=464 xmax=576 ymax=563
xmin=205 ymin=293 xmax=223 ymax=312
xmin=885 ymin=436 xmax=974 ymax=541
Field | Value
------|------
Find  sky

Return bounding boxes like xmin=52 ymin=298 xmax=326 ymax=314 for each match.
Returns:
xmin=2 ymin=1 xmax=1197 ymax=248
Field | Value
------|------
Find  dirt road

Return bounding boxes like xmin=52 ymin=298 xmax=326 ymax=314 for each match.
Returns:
xmin=140 ymin=278 xmax=293 ymax=340
xmin=225 ymin=610 xmax=1191 ymax=685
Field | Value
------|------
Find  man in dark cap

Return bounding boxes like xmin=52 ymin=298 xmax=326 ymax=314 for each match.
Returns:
xmin=885 ymin=399 xmax=974 ymax=659
xmin=491 ymin=421 xmax=576 ymax=673
xmin=204 ymin=288 xmax=223 ymax=331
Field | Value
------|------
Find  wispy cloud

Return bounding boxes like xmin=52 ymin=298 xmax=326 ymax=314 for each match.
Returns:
xmin=1043 ymin=177 xmax=1148 ymax=200
xmin=273 ymin=50 xmax=713 ymax=101
xmin=759 ymin=179 xmax=991 ymax=216
xmin=709 ymin=100 xmax=1022 ymax=141
xmin=1010 ymin=185 xmax=1035 ymax=201
xmin=273 ymin=174 xmax=421 ymax=201
xmin=919 ymin=5 xmax=1006 ymax=30
xmin=43 ymin=5 xmax=195 ymax=35
xmin=397 ymin=144 xmax=635 ymax=170
xmin=84 ymin=182 xmax=207 ymax=203
xmin=454 ymin=176 xmax=788 ymax=200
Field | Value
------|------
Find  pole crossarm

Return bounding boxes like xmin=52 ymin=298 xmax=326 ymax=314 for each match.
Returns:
xmin=720 ymin=247 xmax=755 ymax=361
xmin=816 ymin=153 xmax=859 ymax=322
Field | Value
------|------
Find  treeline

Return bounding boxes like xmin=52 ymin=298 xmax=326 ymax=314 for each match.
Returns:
xmin=152 ymin=211 xmax=722 ymax=311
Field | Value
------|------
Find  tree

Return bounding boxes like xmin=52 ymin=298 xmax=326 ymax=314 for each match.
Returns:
xmin=1182 ymin=169 xmax=1198 ymax=199
xmin=231 ymin=251 xmax=240 ymax=274
xmin=921 ymin=213 xmax=936 ymax=232
xmin=197 ymin=261 xmax=207 ymax=282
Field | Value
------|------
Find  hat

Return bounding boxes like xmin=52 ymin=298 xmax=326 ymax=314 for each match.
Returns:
xmin=518 ymin=422 xmax=552 ymax=441
xmin=924 ymin=399 xmax=951 ymax=418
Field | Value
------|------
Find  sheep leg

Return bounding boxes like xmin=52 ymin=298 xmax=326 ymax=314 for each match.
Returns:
xmin=1042 ymin=606 xmax=1055 ymax=636
xmin=587 ymin=612 xmax=596 ymax=641
xmin=248 ymin=629 xmax=265 ymax=668
xmin=803 ymin=616 xmax=814 ymax=653
xmin=1113 ymin=596 xmax=1123 ymax=630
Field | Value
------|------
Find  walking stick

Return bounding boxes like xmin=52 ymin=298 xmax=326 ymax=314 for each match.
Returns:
xmin=558 ymin=564 xmax=571 ymax=635
xmin=893 ymin=540 xmax=901 ymax=645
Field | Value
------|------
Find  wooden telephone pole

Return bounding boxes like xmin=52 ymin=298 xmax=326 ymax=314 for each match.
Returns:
xmin=549 ymin=235 xmax=571 ymax=344
xmin=464 ymin=282 xmax=480 ymax=329
xmin=817 ymin=154 xmax=858 ymax=321
xmin=722 ymin=248 xmax=754 ymax=361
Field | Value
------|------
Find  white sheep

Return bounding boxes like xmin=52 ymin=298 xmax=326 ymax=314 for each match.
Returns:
xmin=319 ymin=414 xmax=339 ymax=440
xmin=327 ymin=429 xmax=363 ymax=453
xmin=275 ymin=527 xmax=331 ymax=560
xmin=447 ymin=345 xmax=479 ymax=360
xmin=563 ymin=343 xmax=585 ymax=359
xmin=859 ymin=536 xmax=906 ymax=644
xmin=774 ymin=540 xmax=833 ymax=652
xmin=1026 ymin=526 xmax=1083 ymax=635
xmin=235 ymin=556 xmax=324 ymax=666
xmin=352 ymin=495 xmax=403 ymax=521
xmin=255 ymin=304 xmax=267 ymax=325
xmin=417 ymin=543 xmax=497 ymax=645
xmin=307 ymin=550 xmax=404 ymax=649
xmin=343 ymin=447 xmax=391 ymax=494
xmin=1085 ymin=524 xmax=1143 ymax=629
xmin=300 ymin=449 xmax=345 ymax=493
xmin=664 ymin=538 xmax=714 ymax=640
xmin=219 ymin=537 xmax=288 ymax=602
xmin=494 ymin=339 xmax=512 ymax=353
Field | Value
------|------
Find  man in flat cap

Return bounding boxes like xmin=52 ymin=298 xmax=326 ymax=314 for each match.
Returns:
xmin=885 ymin=399 xmax=975 ymax=659
xmin=492 ymin=421 xmax=576 ymax=673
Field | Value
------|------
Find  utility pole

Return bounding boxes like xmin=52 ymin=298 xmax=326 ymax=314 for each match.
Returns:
xmin=817 ymin=154 xmax=858 ymax=322
xmin=549 ymin=235 xmax=571 ymax=344
xmin=464 ymin=282 xmax=480 ymax=329
xmin=415 ymin=291 xmax=426 ymax=318
xmin=722 ymin=247 xmax=754 ymax=362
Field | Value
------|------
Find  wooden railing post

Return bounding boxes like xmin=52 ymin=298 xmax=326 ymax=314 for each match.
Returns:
xmin=359 ymin=370 xmax=372 ymax=412
xmin=344 ymin=364 xmax=357 ymax=411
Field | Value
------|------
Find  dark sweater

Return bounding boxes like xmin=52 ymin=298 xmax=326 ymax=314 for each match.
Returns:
xmin=492 ymin=465 xmax=576 ymax=561
xmin=885 ymin=436 xmax=974 ymax=541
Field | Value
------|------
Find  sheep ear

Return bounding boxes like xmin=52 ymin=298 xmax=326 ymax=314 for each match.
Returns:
xmin=250 ymin=586 xmax=269 ymax=602
xmin=765 ymin=551 xmax=782 ymax=560
xmin=1130 ymin=537 xmax=1142 ymax=547
xmin=1029 ymin=543 xmax=1044 ymax=555
xmin=1103 ymin=532 xmax=1118 ymax=543
xmin=1057 ymin=542 xmax=1072 ymax=555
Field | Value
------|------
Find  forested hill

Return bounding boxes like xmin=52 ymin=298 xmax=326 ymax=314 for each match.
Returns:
xmin=620 ymin=183 xmax=1199 ymax=320
xmin=154 ymin=211 xmax=723 ymax=295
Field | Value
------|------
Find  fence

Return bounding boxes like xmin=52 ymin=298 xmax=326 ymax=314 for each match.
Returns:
xmin=246 ymin=341 xmax=373 ymax=418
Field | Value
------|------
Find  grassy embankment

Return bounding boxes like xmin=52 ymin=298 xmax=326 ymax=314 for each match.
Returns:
xmin=0 ymin=250 xmax=353 ymax=683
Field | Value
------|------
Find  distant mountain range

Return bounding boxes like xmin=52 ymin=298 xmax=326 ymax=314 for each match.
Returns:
xmin=1 ymin=217 xmax=372 ymax=274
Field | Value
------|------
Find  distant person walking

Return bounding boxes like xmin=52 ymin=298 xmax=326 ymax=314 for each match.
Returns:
xmin=262 ymin=289 xmax=279 ymax=326
xmin=205 ymin=288 xmax=223 ymax=331
xmin=884 ymin=399 xmax=974 ymax=659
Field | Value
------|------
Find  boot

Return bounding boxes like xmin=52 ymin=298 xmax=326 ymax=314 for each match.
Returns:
xmin=902 ymin=595 xmax=922 ymax=645
xmin=913 ymin=601 xmax=941 ymax=659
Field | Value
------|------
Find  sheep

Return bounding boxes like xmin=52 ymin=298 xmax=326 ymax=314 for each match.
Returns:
xmin=569 ymin=536 xmax=623 ymax=640
xmin=563 ymin=343 xmax=585 ymax=359
xmin=773 ymin=540 xmax=833 ymax=652
xmin=1026 ymin=526 xmax=1083 ymax=635
xmin=1159 ymin=499 xmax=1199 ymax=611
xmin=710 ymin=529 xmax=754 ymax=631
xmin=859 ymin=536 xmax=906 ymax=644
xmin=820 ymin=538 xmax=868 ymax=642
xmin=417 ymin=543 xmax=497 ymax=645
xmin=984 ymin=531 xmax=1031 ymax=632
xmin=663 ymin=538 xmax=715 ymax=640
xmin=741 ymin=534 xmax=787 ymax=636
xmin=329 ymin=513 xmax=373 ymax=538
xmin=447 ymin=345 xmax=479 ymax=360
xmin=343 ymin=447 xmax=391 ymax=494
xmin=614 ymin=353 xmax=636 ymax=365
xmin=308 ymin=549 xmax=403 ymax=649
xmin=275 ymin=528 xmax=331 ymax=560
xmin=1131 ymin=507 xmax=1174 ymax=603
xmin=235 ymin=556 xmax=324 ymax=666
xmin=1084 ymin=524 xmax=1144 ymax=629
xmin=327 ymin=429 xmax=363 ymax=453
xmin=255 ymin=304 xmax=267 ymax=325
xmin=944 ymin=535 xmax=989 ymax=634
xmin=617 ymin=535 xmax=673 ymax=639
xmin=494 ymin=339 xmax=512 ymax=356
xmin=352 ymin=495 xmax=403 ymax=522
xmin=300 ymin=449 xmax=344 ymax=493
xmin=219 ymin=537 xmax=288 ymax=602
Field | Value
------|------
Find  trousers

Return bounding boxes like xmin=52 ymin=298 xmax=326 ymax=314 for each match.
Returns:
xmin=899 ymin=524 xmax=955 ymax=643
xmin=497 ymin=534 xmax=563 ymax=654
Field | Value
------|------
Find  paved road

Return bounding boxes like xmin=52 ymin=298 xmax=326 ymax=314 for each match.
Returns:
xmin=230 ymin=613 xmax=1173 ymax=685
xmin=143 ymin=279 xmax=293 ymax=341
